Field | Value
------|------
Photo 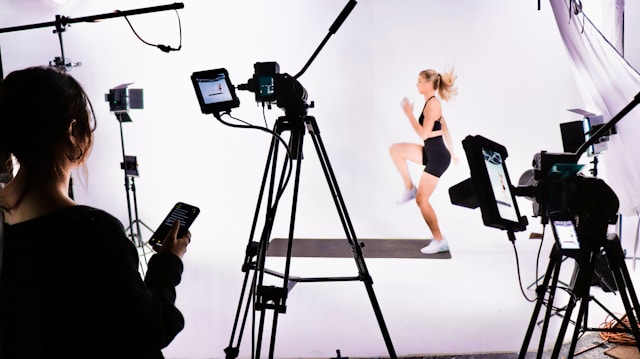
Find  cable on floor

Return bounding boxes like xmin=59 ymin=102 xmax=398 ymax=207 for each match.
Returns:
xmin=599 ymin=313 xmax=640 ymax=345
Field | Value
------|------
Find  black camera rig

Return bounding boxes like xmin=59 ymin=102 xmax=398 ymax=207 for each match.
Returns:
xmin=237 ymin=61 xmax=310 ymax=116
xmin=450 ymin=91 xmax=640 ymax=359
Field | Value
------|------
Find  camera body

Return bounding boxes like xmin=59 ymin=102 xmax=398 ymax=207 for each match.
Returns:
xmin=243 ymin=62 xmax=279 ymax=104
xmin=525 ymin=151 xmax=580 ymax=220
xmin=238 ymin=62 xmax=309 ymax=115
xmin=528 ymin=150 xmax=619 ymax=247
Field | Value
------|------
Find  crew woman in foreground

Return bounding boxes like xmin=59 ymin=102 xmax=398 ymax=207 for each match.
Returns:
xmin=0 ymin=66 xmax=191 ymax=358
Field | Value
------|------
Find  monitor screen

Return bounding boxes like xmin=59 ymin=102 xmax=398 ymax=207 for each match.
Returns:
xmin=482 ymin=148 xmax=520 ymax=223
xmin=191 ymin=68 xmax=240 ymax=115
xmin=462 ymin=135 xmax=527 ymax=232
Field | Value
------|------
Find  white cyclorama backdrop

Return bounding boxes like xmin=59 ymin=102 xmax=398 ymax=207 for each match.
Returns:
xmin=2 ymin=0 xmax=640 ymax=358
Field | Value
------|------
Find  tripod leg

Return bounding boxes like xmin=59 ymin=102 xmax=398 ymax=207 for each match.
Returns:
xmin=519 ymin=245 xmax=562 ymax=359
xmin=268 ymin=311 xmax=280 ymax=359
xmin=536 ymin=254 xmax=565 ymax=358
xmin=604 ymin=236 xmax=640 ymax=351
xmin=565 ymin=252 xmax=598 ymax=359
xmin=550 ymin=250 xmax=595 ymax=359
xmin=305 ymin=116 xmax=397 ymax=359
xmin=224 ymin=264 xmax=258 ymax=359
xmin=279 ymin=120 xmax=306 ymax=296
xmin=256 ymin=118 xmax=308 ymax=359
xmin=225 ymin=130 xmax=285 ymax=359
xmin=566 ymin=297 xmax=588 ymax=359
xmin=255 ymin=305 xmax=269 ymax=359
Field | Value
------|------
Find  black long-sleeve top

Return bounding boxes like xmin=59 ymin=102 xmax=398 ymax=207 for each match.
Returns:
xmin=0 ymin=205 xmax=185 ymax=358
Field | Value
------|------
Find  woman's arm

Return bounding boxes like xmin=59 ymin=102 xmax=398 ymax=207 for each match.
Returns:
xmin=89 ymin=212 xmax=186 ymax=353
xmin=401 ymin=97 xmax=440 ymax=140
xmin=440 ymin=116 xmax=459 ymax=164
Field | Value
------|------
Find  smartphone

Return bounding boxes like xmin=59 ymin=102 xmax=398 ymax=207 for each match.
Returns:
xmin=149 ymin=202 xmax=200 ymax=248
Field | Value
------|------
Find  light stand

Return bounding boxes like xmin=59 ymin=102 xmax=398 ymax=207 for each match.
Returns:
xmin=114 ymin=112 xmax=154 ymax=273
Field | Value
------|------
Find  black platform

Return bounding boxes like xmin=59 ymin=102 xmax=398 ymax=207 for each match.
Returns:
xmin=266 ymin=238 xmax=452 ymax=259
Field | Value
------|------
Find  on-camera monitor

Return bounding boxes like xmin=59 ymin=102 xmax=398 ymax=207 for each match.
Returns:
xmin=483 ymin=148 xmax=519 ymax=223
xmin=191 ymin=68 xmax=240 ymax=115
xmin=462 ymin=135 xmax=526 ymax=232
xmin=550 ymin=219 xmax=580 ymax=250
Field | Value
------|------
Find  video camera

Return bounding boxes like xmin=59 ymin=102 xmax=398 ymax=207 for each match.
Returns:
xmin=449 ymin=134 xmax=619 ymax=248
xmin=191 ymin=62 xmax=310 ymax=119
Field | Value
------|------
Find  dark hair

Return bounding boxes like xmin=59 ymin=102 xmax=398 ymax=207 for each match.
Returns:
xmin=0 ymin=66 xmax=96 ymax=180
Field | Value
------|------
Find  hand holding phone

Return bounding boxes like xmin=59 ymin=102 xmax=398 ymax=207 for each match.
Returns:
xmin=149 ymin=202 xmax=200 ymax=252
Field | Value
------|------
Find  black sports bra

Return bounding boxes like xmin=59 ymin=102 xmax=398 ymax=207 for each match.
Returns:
xmin=418 ymin=96 xmax=442 ymax=131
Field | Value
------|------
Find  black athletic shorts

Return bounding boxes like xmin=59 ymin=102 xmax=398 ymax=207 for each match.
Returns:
xmin=422 ymin=136 xmax=451 ymax=177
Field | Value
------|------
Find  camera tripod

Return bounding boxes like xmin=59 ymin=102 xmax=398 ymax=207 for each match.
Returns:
xmin=224 ymin=113 xmax=397 ymax=359
xmin=518 ymin=233 xmax=640 ymax=358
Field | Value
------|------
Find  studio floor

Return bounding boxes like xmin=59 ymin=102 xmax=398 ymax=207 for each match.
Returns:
xmin=267 ymin=234 xmax=640 ymax=358
xmin=352 ymin=235 xmax=640 ymax=359
xmin=162 ymin=211 xmax=640 ymax=359
xmin=392 ymin=331 xmax=639 ymax=358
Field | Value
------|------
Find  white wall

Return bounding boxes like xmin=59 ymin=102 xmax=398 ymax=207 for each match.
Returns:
xmin=1 ymin=0 xmax=638 ymax=358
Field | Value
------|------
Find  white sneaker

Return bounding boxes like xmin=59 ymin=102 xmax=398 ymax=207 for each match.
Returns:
xmin=420 ymin=237 xmax=449 ymax=254
xmin=396 ymin=186 xmax=417 ymax=205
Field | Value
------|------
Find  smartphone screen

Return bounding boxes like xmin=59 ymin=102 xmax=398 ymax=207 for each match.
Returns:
xmin=149 ymin=202 xmax=200 ymax=248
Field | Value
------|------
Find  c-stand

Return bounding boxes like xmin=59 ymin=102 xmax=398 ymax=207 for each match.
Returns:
xmin=223 ymin=111 xmax=397 ymax=359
